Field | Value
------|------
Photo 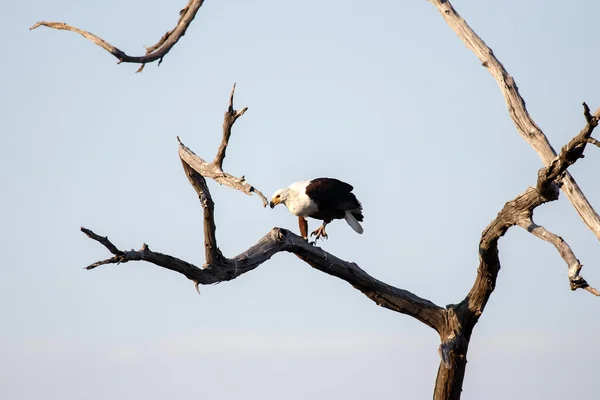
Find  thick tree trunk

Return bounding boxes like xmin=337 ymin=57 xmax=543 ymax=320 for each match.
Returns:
xmin=432 ymin=308 xmax=470 ymax=400
xmin=433 ymin=357 xmax=468 ymax=400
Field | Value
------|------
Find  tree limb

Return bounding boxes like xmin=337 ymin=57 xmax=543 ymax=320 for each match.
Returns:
xmin=517 ymin=218 xmax=599 ymax=296
xmin=177 ymin=84 xmax=268 ymax=208
xmin=587 ymin=137 xmax=600 ymax=148
xmin=30 ymin=0 xmax=205 ymax=72
xmin=428 ymin=0 xmax=600 ymax=241
xmin=213 ymin=83 xmax=248 ymax=170
xmin=81 ymin=225 xmax=446 ymax=331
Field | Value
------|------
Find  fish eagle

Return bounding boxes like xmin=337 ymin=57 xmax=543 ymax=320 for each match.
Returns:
xmin=270 ymin=177 xmax=364 ymax=241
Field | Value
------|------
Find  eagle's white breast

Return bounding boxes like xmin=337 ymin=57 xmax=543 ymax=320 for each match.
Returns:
xmin=285 ymin=180 xmax=318 ymax=217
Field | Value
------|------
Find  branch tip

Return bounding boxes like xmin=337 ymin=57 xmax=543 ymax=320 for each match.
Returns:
xmin=228 ymin=83 xmax=237 ymax=112
xmin=583 ymin=102 xmax=592 ymax=123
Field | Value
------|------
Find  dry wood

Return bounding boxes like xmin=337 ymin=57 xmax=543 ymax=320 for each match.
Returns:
xmin=177 ymin=84 xmax=267 ymax=207
xmin=517 ymin=218 xmax=600 ymax=296
xmin=428 ymin=0 xmax=600 ymax=240
xmin=30 ymin=0 xmax=205 ymax=72
xmin=82 ymin=226 xmax=447 ymax=330
xmin=588 ymin=137 xmax=600 ymax=148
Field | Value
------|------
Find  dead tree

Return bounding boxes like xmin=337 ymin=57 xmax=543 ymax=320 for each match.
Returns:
xmin=37 ymin=0 xmax=599 ymax=399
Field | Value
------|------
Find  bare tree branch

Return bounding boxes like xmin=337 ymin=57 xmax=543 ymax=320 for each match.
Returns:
xmin=538 ymin=103 xmax=600 ymax=194
xmin=428 ymin=0 xmax=600 ymax=241
xmin=81 ymin=226 xmax=447 ymax=331
xmin=177 ymin=84 xmax=268 ymax=208
xmin=30 ymin=0 xmax=205 ymax=72
xmin=517 ymin=219 xmax=599 ymax=296
xmin=587 ymin=137 xmax=600 ymax=148
xmin=180 ymin=159 xmax=224 ymax=266
xmin=213 ymin=83 xmax=248 ymax=170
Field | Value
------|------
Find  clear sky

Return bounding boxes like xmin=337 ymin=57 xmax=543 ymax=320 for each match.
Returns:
xmin=2 ymin=0 xmax=599 ymax=398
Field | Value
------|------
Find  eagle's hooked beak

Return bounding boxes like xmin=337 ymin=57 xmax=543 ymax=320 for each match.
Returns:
xmin=270 ymin=197 xmax=280 ymax=209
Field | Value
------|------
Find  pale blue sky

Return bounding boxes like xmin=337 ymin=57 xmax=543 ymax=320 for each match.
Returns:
xmin=2 ymin=0 xmax=599 ymax=399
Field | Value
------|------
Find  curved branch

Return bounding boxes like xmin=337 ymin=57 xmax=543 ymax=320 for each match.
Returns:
xmin=30 ymin=0 xmax=205 ymax=72
xmin=81 ymin=226 xmax=447 ymax=332
xmin=428 ymin=0 xmax=600 ymax=240
xmin=517 ymin=218 xmax=599 ymax=296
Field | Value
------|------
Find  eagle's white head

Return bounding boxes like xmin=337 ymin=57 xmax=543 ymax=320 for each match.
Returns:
xmin=269 ymin=180 xmax=314 ymax=216
xmin=269 ymin=188 xmax=289 ymax=209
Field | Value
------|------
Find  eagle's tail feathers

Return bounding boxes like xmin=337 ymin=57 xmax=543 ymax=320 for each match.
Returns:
xmin=345 ymin=211 xmax=363 ymax=234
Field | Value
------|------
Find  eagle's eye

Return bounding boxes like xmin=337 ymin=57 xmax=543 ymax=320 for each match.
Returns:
xmin=275 ymin=194 xmax=280 ymax=199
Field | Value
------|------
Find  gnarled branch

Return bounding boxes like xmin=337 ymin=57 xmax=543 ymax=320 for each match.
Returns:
xmin=30 ymin=0 xmax=205 ymax=72
xmin=428 ymin=0 xmax=600 ymax=241
xmin=82 ymin=226 xmax=446 ymax=331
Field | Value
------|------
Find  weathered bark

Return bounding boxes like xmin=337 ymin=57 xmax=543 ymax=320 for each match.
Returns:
xmin=30 ymin=0 xmax=205 ymax=72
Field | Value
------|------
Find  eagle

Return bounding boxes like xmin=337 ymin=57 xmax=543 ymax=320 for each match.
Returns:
xmin=269 ymin=177 xmax=364 ymax=241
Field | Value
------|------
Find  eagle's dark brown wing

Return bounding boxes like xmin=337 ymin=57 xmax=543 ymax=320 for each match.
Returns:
xmin=305 ymin=178 xmax=363 ymax=222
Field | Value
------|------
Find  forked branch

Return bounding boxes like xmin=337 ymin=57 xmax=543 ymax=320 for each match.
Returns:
xmin=177 ymin=84 xmax=267 ymax=207
xmin=30 ymin=0 xmax=205 ymax=72
xmin=464 ymin=102 xmax=600 ymax=321
xmin=428 ymin=0 xmax=600 ymax=240
xmin=433 ymin=102 xmax=599 ymax=400
xmin=214 ymin=83 xmax=248 ymax=170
